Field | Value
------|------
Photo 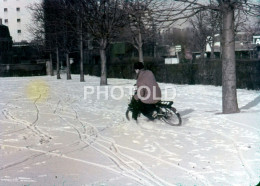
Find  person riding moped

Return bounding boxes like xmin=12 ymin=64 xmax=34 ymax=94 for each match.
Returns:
xmin=131 ymin=62 xmax=162 ymax=120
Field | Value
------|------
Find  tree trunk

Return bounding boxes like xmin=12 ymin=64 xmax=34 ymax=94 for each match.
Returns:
xmin=210 ymin=36 xmax=215 ymax=59
xmin=100 ymin=47 xmax=107 ymax=85
xmin=56 ymin=47 xmax=61 ymax=79
xmin=138 ymin=44 xmax=144 ymax=63
xmin=153 ymin=43 xmax=157 ymax=58
xmin=137 ymin=31 xmax=144 ymax=63
xmin=200 ymin=50 xmax=205 ymax=59
xmin=210 ymin=46 xmax=215 ymax=59
xmin=80 ymin=22 xmax=84 ymax=82
xmin=49 ymin=53 xmax=54 ymax=76
xmin=221 ymin=5 xmax=239 ymax=114
xmin=66 ymin=52 xmax=71 ymax=80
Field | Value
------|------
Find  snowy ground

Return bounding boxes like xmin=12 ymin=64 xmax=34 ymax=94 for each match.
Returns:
xmin=0 ymin=74 xmax=259 ymax=186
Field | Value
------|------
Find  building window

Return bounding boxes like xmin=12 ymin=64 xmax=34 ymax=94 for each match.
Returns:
xmin=17 ymin=19 xmax=21 ymax=22
xmin=4 ymin=19 xmax=8 ymax=23
xmin=16 ymin=7 xmax=20 ymax=11
xmin=4 ymin=8 xmax=8 ymax=12
xmin=17 ymin=30 xmax=21 ymax=33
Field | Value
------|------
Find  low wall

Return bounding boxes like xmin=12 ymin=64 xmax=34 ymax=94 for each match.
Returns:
xmin=0 ymin=64 xmax=46 ymax=77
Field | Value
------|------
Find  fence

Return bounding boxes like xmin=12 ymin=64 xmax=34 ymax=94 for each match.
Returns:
xmin=74 ymin=59 xmax=260 ymax=90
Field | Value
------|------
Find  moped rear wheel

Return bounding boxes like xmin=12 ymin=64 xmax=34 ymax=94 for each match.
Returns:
xmin=162 ymin=107 xmax=182 ymax=126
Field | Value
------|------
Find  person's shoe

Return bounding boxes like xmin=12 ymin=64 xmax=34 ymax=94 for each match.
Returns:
xmin=152 ymin=111 xmax=157 ymax=118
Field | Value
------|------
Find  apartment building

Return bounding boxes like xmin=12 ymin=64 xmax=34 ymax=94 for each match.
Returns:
xmin=0 ymin=0 xmax=40 ymax=43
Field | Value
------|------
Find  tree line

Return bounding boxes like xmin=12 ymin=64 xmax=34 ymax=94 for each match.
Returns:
xmin=29 ymin=0 xmax=260 ymax=114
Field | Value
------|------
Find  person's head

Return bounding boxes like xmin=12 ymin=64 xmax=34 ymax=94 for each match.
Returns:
xmin=134 ymin=62 xmax=144 ymax=74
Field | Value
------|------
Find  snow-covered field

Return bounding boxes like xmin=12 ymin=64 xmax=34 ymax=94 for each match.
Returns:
xmin=0 ymin=74 xmax=259 ymax=186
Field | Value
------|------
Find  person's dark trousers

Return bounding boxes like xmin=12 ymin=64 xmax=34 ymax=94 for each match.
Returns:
xmin=130 ymin=97 xmax=142 ymax=120
xmin=141 ymin=104 xmax=156 ymax=120
xmin=130 ymin=97 xmax=156 ymax=120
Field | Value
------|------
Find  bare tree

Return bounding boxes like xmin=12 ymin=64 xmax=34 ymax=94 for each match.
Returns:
xmin=30 ymin=0 xmax=64 ymax=79
xmin=76 ymin=0 xmax=128 ymax=85
xmin=238 ymin=16 xmax=260 ymax=59
xmin=125 ymin=0 xmax=151 ymax=63
xmin=206 ymin=9 xmax=221 ymax=59
xmin=30 ymin=0 xmax=82 ymax=80
xmin=60 ymin=0 xmax=80 ymax=80
xmin=44 ymin=0 xmax=68 ymax=80
xmin=66 ymin=0 xmax=86 ymax=82
xmin=189 ymin=9 xmax=221 ymax=59
xmin=79 ymin=20 xmax=85 ymax=82
xmin=160 ymin=0 xmax=260 ymax=114
xmin=29 ymin=2 xmax=54 ymax=76
xmin=190 ymin=11 xmax=211 ymax=59
xmin=123 ymin=0 xmax=168 ymax=63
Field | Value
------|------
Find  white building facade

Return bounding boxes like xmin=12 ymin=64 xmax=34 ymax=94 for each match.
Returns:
xmin=0 ymin=0 xmax=40 ymax=43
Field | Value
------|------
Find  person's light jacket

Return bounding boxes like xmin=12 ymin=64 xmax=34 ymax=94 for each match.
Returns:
xmin=134 ymin=69 xmax=161 ymax=104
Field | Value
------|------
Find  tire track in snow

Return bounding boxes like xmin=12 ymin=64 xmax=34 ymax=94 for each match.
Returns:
xmin=10 ymin=93 xmax=161 ymax=185
xmin=1 ymin=78 xmax=207 ymax=185
xmin=1 ymin=92 xmax=52 ymax=143
xmin=31 ymin=95 xmax=41 ymax=127
xmin=57 ymin=109 xmax=170 ymax=185
xmin=72 ymin=116 xmax=203 ymax=185
xmin=50 ymin=83 xmax=213 ymax=185
xmin=2 ymin=109 xmax=52 ymax=143
xmin=0 ymin=141 xmax=82 ymax=172
xmin=219 ymin=115 xmax=259 ymax=131
xmin=0 ymin=144 xmax=154 ymax=186
xmin=125 ymin=93 xmax=259 ymax=186
xmin=48 ymin=91 xmax=174 ymax=186
xmin=187 ymin=117 xmax=258 ymax=185
xmin=133 ymin=125 xmax=214 ymax=186
xmin=0 ymin=152 xmax=45 ymax=171
xmin=41 ymin=116 xmax=212 ymax=186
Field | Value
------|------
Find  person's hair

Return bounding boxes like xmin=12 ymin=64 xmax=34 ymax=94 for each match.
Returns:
xmin=134 ymin=62 xmax=144 ymax=70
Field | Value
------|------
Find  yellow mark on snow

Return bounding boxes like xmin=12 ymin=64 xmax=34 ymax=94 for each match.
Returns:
xmin=26 ymin=80 xmax=49 ymax=102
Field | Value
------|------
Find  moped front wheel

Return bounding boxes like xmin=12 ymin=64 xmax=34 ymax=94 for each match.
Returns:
xmin=126 ymin=109 xmax=131 ymax=121
xmin=126 ymin=109 xmax=140 ymax=121
xmin=162 ymin=107 xmax=182 ymax=126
